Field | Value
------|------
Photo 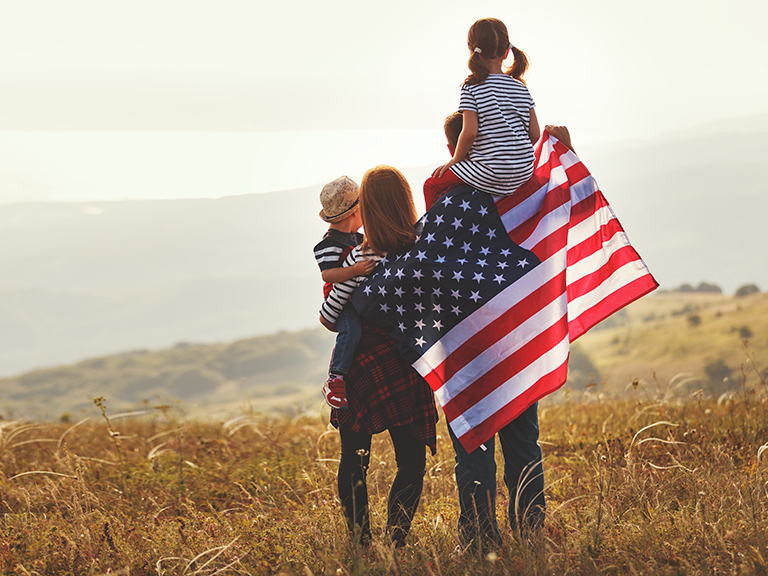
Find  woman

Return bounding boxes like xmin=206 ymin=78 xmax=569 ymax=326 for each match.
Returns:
xmin=319 ymin=165 xmax=438 ymax=547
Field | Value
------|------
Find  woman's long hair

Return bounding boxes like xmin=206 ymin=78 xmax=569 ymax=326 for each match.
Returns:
xmin=359 ymin=165 xmax=418 ymax=255
xmin=465 ymin=18 xmax=529 ymax=86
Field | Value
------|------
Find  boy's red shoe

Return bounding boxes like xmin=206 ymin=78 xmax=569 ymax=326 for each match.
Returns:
xmin=323 ymin=374 xmax=348 ymax=410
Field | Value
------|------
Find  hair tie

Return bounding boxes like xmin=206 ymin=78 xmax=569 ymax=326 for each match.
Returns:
xmin=473 ymin=47 xmax=482 ymax=54
xmin=509 ymin=42 xmax=515 ymax=51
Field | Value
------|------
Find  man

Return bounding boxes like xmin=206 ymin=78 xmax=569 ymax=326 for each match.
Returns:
xmin=424 ymin=113 xmax=575 ymax=551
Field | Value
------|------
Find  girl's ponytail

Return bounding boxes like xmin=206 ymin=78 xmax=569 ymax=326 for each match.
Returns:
xmin=506 ymin=45 xmax=529 ymax=84
xmin=465 ymin=49 xmax=490 ymax=86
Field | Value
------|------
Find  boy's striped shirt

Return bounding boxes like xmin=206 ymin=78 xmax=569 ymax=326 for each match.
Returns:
xmin=320 ymin=247 xmax=382 ymax=324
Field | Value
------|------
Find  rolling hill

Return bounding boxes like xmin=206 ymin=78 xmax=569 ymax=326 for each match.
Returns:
xmin=2 ymin=290 xmax=765 ymax=422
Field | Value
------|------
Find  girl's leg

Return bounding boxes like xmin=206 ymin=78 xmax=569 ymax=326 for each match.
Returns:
xmin=338 ymin=426 xmax=372 ymax=544
xmin=386 ymin=426 xmax=427 ymax=547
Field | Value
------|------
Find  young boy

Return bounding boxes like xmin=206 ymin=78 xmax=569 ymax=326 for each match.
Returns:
xmin=423 ymin=111 xmax=465 ymax=210
xmin=313 ymin=175 xmax=376 ymax=409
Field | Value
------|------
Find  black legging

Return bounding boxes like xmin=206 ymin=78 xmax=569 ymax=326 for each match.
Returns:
xmin=337 ymin=425 xmax=426 ymax=546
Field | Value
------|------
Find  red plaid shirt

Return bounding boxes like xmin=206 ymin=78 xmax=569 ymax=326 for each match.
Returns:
xmin=332 ymin=324 xmax=439 ymax=454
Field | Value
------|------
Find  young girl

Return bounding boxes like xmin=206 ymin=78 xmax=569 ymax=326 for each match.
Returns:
xmin=319 ymin=165 xmax=433 ymax=548
xmin=434 ymin=17 xmax=541 ymax=196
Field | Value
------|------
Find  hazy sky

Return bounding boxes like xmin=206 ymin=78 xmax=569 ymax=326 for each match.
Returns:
xmin=1 ymin=0 xmax=767 ymax=203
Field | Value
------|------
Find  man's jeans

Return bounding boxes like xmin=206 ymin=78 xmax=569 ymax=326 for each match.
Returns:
xmin=448 ymin=402 xmax=546 ymax=547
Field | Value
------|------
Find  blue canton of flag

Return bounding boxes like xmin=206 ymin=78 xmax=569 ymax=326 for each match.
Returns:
xmin=351 ymin=185 xmax=541 ymax=364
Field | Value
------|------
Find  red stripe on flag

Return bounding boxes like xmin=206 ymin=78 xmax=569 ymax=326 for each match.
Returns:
xmin=440 ymin=314 xmax=569 ymax=421
xmin=567 ymin=245 xmax=646 ymax=302
xmin=569 ymin=190 xmax=608 ymax=228
xmin=495 ymin=138 xmax=569 ymax=220
xmin=569 ymin=274 xmax=659 ymax=342
xmin=529 ymin=222 xmax=568 ymax=262
xmin=506 ymin=183 xmax=571 ymax=247
xmin=495 ymin=171 xmax=550 ymax=216
xmin=564 ymin=158 xmax=591 ymax=186
xmin=455 ymin=358 xmax=569 ymax=452
xmin=566 ymin=218 xmax=626 ymax=266
xmin=425 ymin=272 xmax=566 ymax=389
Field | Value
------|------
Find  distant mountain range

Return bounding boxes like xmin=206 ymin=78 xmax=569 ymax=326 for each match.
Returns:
xmin=1 ymin=116 xmax=766 ymax=377
xmin=0 ymin=188 xmax=331 ymax=377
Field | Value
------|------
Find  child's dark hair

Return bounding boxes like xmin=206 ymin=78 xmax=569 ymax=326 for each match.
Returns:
xmin=464 ymin=18 xmax=529 ymax=86
xmin=443 ymin=112 xmax=463 ymax=149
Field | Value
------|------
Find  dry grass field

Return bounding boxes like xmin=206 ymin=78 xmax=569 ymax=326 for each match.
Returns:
xmin=2 ymin=355 xmax=768 ymax=576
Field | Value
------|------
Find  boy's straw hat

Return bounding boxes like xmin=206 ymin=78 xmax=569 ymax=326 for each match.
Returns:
xmin=319 ymin=175 xmax=360 ymax=223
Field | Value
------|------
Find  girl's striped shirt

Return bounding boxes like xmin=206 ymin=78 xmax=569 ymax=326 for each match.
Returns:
xmin=450 ymin=74 xmax=536 ymax=195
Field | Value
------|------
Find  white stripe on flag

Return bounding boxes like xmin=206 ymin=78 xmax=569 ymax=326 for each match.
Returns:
xmin=568 ymin=205 xmax=616 ymax=248
xmin=498 ymin=180 xmax=549 ymax=230
xmin=433 ymin=294 xmax=567 ymax=406
xmin=567 ymin=230 xmax=632 ymax=284
xmin=568 ymin=173 xmax=600 ymax=204
xmin=449 ymin=333 xmax=571 ymax=437
xmin=569 ymin=259 xmax=654 ymax=320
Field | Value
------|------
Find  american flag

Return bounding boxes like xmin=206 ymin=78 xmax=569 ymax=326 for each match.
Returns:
xmin=351 ymin=133 xmax=658 ymax=452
